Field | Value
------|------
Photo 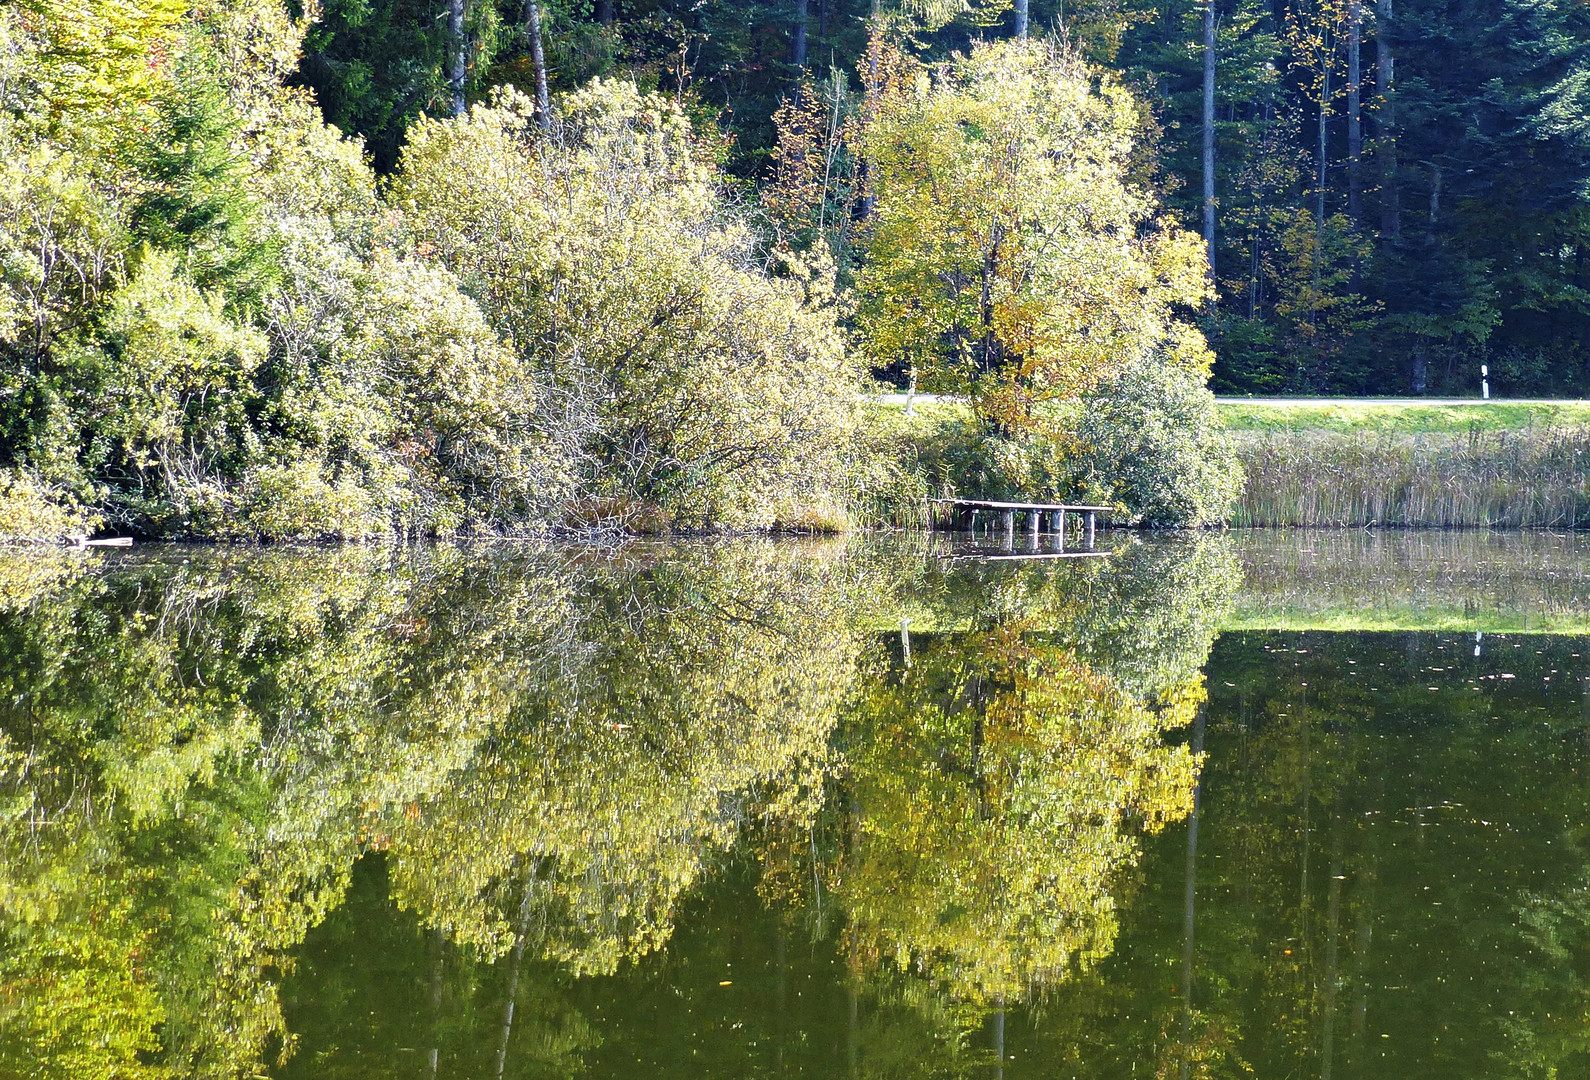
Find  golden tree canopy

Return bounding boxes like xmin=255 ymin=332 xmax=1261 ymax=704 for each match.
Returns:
xmin=857 ymin=38 xmax=1213 ymax=435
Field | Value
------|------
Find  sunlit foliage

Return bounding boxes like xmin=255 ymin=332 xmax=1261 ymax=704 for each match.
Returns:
xmin=0 ymin=2 xmax=857 ymax=539
xmin=390 ymin=82 xmax=860 ymax=531
xmin=856 ymin=38 xmax=1213 ymax=437
xmin=838 ymin=623 xmax=1201 ymax=1006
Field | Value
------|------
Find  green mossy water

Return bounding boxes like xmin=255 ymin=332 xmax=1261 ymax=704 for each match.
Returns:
xmin=4 ymin=533 xmax=1590 ymax=1078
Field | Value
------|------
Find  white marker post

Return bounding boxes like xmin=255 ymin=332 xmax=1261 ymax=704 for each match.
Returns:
xmin=1481 ymin=364 xmax=1490 ymax=399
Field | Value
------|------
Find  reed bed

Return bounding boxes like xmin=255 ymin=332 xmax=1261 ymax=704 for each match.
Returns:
xmin=1234 ymin=427 xmax=1590 ymax=528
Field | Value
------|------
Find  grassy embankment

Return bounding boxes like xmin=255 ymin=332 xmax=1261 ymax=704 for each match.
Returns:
xmin=869 ymin=396 xmax=1590 ymax=529
xmin=1224 ymin=400 xmax=1590 ymax=527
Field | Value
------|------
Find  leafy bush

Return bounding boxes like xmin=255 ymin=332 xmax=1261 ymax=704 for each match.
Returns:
xmin=240 ymin=461 xmax=382 ymax=540
xmin=389 ymin=82 xmax=859 ymax=531
xmin=1072 ymin=359 xmax=1241 ymax=527
xmin=0 ymin=471 xmax=101 ymax=542
xmin=0 ymin=3 xmax=571 ymax=538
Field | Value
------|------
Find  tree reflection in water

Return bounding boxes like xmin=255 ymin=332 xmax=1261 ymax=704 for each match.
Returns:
xmin=0 ymin=536 xmax=1234 ymax=1078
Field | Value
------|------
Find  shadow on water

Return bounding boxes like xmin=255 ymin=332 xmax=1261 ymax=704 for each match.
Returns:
xmin=4 ymin=533 xmax=1590 ymax=1078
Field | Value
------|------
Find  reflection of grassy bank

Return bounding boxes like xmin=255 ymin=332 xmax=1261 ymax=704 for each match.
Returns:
xmin=1226 ymin=529 xmax=1590 ymax=632
xmin=874 ymin=530 xmax=1590 ymax=634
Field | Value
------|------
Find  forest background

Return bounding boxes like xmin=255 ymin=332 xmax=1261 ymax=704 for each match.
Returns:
xmin=303 ymin=0 xmax=1590 ymax=398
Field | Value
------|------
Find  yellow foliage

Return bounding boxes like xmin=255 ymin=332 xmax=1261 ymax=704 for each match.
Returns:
xmin=389 ymin=81 xmax=860 ymax=530
xmin=857 ymin=38 xmax=1212 ymax=436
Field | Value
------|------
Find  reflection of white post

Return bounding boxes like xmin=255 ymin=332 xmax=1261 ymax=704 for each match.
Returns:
xmin=992 ymin=1004 xmax=1005 ymax=1080
xmin=1474 ymin=630 xmax=1482 ymax=658
xmin=900 ymin=618 xmax=912 ymax=669
xmin=1481 ymin=364 xmax=1490 ymax=400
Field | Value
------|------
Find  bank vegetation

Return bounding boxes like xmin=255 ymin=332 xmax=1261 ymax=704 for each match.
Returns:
xmin=0 ymin=2 xmax=1238 ymax=542
xmin=1233 ymin=427 xmax=1590 ymax=529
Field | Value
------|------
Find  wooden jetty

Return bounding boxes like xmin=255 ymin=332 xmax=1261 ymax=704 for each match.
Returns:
xmin=930 ymin=498 xmax=1115 ymax=550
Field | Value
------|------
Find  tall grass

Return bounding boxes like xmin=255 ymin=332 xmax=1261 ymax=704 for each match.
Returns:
xmin=1235 ymin=427 xmax=1590 ymax=527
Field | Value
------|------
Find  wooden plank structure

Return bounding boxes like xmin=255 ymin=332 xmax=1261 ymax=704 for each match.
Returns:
xmin=930 ymin=498 xmax=1115 ymax=551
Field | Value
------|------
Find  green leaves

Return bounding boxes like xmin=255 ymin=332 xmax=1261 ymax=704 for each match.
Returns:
xmin=391 ymin=81 xmax=859 ymax=531
xmin=855 ymin=38 xmax=1212 ymax=437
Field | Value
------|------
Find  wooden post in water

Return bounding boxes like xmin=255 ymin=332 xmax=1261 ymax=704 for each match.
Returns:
xmin=1027 ymin=509 xmax=1040 ymax=546
xmin=1001 ymin=509 xmax=1015 ymax=547
xmin=1085 ymin=511 xmax=1097 ymax=549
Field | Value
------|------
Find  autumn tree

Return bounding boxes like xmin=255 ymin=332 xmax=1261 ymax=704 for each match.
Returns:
xmin=855 ymin=38 xmax=1212 ymax=437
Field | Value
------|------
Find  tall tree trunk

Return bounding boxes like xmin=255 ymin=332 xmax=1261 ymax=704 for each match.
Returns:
xmin=1347 ymin=0 xmax=1363 ymax=222
xmin=1317 ymin=55 xmax=1330 ymax=230
xmin=1015 ymin=0 xmax=1029 ymax=39
xmin=496 ymin=864 xmax=542 ymax=1079
xmin=992 ymin=1002 xmax=1006 ymax=1079
xmin=1202 ymin=1 xmax=1217 ymax=277
xmin=1321 ymin=796 xmax=1345 ymax=1080
xmin=1312 ymin=35 xmax=1331 ymax=358
xmin=425 ymin=927 xmax=445 ymax=1080
xmin=525 ymin=0 xmax=551 ymax=130
xmin=846 ymin=978 xmax=859 ymax=1076
xmin=1377 ymin=0 xmax=1398 ymax=238
xmin=1350 ymin=784 xmax=1380 ymax=1073
xmin=860 ymin=0 xmax=882 ymax=221
xmin=447 ymin=0 xmax=467 ymax=115
xmin=597 ymin=0 xmax=613 ymax=26
xmin=792 ymin=0 xmax=809 ymax=69
xmin=774 ymin=924 xmax=788 ymax=1071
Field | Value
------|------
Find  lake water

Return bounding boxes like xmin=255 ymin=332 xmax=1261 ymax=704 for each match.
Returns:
xmin=5 ymin=531 xmax=1590 ymax=1078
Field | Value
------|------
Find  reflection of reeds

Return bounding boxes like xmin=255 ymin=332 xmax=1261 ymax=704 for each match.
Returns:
xmin=1234 ymin=428 xmax=1590 ymax=528
xmin=1227 ymin=529 xmax=1590 ymax=631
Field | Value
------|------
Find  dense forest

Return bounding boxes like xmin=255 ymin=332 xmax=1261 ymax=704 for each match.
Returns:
xmin=296 ymin=0 xmax=1590 ymax=396
xmin=0 ymin=0 xmax=1238 ymax=539
xmin=6 ymin=0 xmax=1590 ymax=538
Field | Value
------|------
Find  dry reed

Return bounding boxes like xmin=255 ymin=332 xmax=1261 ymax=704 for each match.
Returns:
xmin=1234 ymin=427 xmax=1590 ymax=528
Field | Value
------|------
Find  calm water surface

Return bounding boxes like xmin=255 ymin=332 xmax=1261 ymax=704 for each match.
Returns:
xmin=5 ymin=532 xmax=1590 ymax=1078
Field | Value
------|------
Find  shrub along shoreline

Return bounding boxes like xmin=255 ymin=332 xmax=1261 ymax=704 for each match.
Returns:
xmin=1 ymin=12 xmax=1240 ymax=544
